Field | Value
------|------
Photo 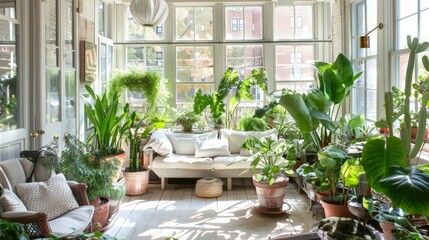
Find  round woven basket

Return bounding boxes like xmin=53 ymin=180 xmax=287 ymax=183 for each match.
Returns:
xmin=195 ymin=177 xmax=223 ymax=198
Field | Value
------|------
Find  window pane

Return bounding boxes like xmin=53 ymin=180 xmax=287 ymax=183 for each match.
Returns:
xmin=226 ymin=45 xmax=263 ymax=75
xmin=225 ymin=6 xmax=262 ymax=40
xmin=275 ymin=45 xmax=314 ymax=81
xmin=126 ymin=7 xmax=164 ymax=41
xmin=45 ymin=0 xmax=58 ymax=67
xmin=176 ymin=46 xmax=213 ymax=82
xmin=46 ymin=70 xmax=60 ymax=123
xmin=366 ymin=89 xmax=377 ymax=121
xmin=396 ymin=0 xmax=418 ymax=19
xmin=0 ymin=1 xmax=16 ymax=18
xmin=176 ymin=7 xmax=213 ymax=41
xmin=64 ymin=0 xmax=74 ymax=68
xmin=244 ymin=6 xmax=262 ymax=40
xmin=395 ymin=54 xmax=409 ymax=89
xmin=100 ymin=43 xmax=107 ymax=93
xmin=276 ymin=82 xmax=314 ymax=93
xmin=367 ymin=59 xmax=377 ymax=89
xmin=295 ymin=5 xmax=313 ymax=39
xmin=126 ymin=46 xmax=165 ymax=74
xmin=352 ymin=88 xmax=365 ymax=115
xmin=0 ymin=45 xmax=17 ymax=131
xmin=64 ymin=71 xmax=76 ymax=119
xmin=225 ymin=7 xmax=244 ymax=40
xmin=420 ymin=10 xmax=429 ymax=42
xmin=397 ymin=16 xmax=418 ymax=49
xmin=98 ymin=2 xmax=105 ymax=36
xmin=275 ymin=5 xmax=313 ymax=39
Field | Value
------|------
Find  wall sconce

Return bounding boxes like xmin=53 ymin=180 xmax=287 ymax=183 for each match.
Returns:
xmin=360 ymin=23 xmax=384 ymax=48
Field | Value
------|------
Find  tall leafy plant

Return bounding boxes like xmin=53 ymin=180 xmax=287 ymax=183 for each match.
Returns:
xmin=361 ymin=36 xmax=429 ymax=216
xmin=255 ymin=54 xmax=361 ymax=151
xmin=124 ymin=111 xmax=153 ymax=172
xmin=84 ymin=85 xmax=129 ymax=156
xmin=194 ymin=67 xmax=268 ymax=129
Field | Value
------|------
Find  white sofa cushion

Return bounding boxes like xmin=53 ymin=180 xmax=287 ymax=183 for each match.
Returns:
xmin=16 ymin=174 xmax=79 ymax=220
xmin=0 ymin=189 xmax=27 ymax=212
xmin=195 ymin=138 xmax=231 ymax=158
xmin=49 ymin=205 xmax=94 ymax=234
xmin=166 ymin=131 xmax=218 ymax=155
xmin=213 ymin=155 xmax=252 ymax=170
xmin=220 ymin=129 xmax=278 ymax=154
xmin=144 ymin=130 xmax=173 ymax=156
xmin=152 ymin=154 xmax=213 ymax=170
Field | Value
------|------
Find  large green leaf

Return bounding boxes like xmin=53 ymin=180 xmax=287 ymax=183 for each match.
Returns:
xmin=322 ymin=68 xmax=346 ymax=104
xmin=306 ymin=88 xmax=332 ymax=113
xmin=332 ymin=53 xmax=354 ymax=90
xmin=279 ymin=93 xmax=312 ymax=133
xmin=341 ymin=160 xmax=365 ymax=188
xmin=380 ymin=166 xmax=429 ymax=216
xmin=361 ymin=136 xmax=407 ymax=192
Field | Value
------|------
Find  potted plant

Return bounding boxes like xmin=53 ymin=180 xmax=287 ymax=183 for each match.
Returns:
xmin=145 ymin=107 xmax=173 ymax=129
xmin=84 ymin=85 xmax=129 ymax=181
xmin=317 ymin=145 xmax=365 ymax=218
xmin=58 ymin=134 xmax=125 ymax=230
xmin=174 ymin=111 xmax=201 ymax=132
xmin=240 ymin=136 xmax=296 ymax=212
xmin=0 ymin=219 xmax=28 ymax=240
xmin=108 ymin=69 xmax=171 ymax=111
xmin=361 ymin=36 xmax=429 ymax=238
xmin=123 ymin=111 xmax=153 ymax=195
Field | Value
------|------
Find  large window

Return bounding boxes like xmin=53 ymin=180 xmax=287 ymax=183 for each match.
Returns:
xmin=350 ymin=0 xmax=377 ymax=121
xmin=0 ymin=3 xmax=18 ymax=132
xmin=225 ymin=6 xmax=262 ymax=40
xmin=117 ymin=2 xmax=331 ymax=115
xmin=396 ymin=0 xmax=429 ymax=49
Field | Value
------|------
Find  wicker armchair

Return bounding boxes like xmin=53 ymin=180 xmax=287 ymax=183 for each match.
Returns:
xmin=0 ymin=157 xmax=94 ymax=239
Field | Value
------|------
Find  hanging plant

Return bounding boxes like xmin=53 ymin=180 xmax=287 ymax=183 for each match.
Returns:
xmin=109 ymin=69 xmax=170 ymax=110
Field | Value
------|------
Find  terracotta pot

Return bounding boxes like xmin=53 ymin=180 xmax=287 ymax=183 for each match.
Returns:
xmin=411 ymin=127 xmax=428 ymax=143
xmin=379 ymin=127 xmax=390 ymax=135
xmin=315 ymin=190 xmax=330 ymax=202
xmin=292 ymin=159 xmax=303 ymax=172
xmin=104 ymin=151 xmax=126 ymax=182
xmin=123 ymin=169 xmax=149 ymax=196
xmin=252 ymin=175 xmax=289 ymax=211
xmin=379 ymin=221 xmax=395 ymax=240
xmin=320 ymin=196 xmax=355 ymax=218
xmin=90 ymin=197 xmax=110 ymax=231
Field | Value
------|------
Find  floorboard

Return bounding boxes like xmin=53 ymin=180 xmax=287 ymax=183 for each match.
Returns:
xmin=104 ymin=178 xmax=318 ymax=240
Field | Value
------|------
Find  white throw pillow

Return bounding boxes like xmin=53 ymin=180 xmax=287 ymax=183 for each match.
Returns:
xmin=16 ymin=174 xmax=79 ymax=220
xmin=195 ymin=138 xmax=231 ymax=158
xmin=167 ymin=131 xmax=218 ymax=155
xmin=220 ymin=129 xmax=278 ymax=154
xmin=144 ymin=130 xmax=173 ymax=156
xmin=0 ymin=189 xmax=27 ymax=212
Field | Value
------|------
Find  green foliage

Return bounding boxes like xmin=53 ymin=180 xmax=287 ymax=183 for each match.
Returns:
xmin=0 ymin=219 xmax=28 ymax=240
xmin=0 ymin=76 xmax=17 ymax=128
xmin=241 ymin=137 xmax=296 ymax=185
xmin=175 ymin=111 xmax=201 ymax=131
xmin=84 ymin=85 xmax=129 ymax=156
xmin=194 ymin=67 xmax=268 ymax=128
xmin=237 ymin=116 xmax=268 ymax=131
xmin=124 ymin=111 xmax=153 ymax=172
xmin=109 ymin=69 xmax=171 ymax=110
xmin=60 ymin=134 xmax=125 ymax=201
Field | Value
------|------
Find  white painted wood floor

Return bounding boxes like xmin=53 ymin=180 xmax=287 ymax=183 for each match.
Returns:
xmin=104 ymin=178 xmax=317 ymax=240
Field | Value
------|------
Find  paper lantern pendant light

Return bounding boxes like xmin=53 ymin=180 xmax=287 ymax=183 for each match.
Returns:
xmin=130 ymin=0 xmax=169 ymax=27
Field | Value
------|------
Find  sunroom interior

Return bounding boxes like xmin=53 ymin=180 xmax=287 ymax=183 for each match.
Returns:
xmin=1 ymin=0 xmax=428 ymax=239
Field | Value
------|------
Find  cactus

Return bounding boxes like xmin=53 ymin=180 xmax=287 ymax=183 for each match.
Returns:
xmin=381 ymin=36 xmax=429 ymax=162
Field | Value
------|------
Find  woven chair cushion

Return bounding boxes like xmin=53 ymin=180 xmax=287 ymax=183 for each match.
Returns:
xmin=0 ymin=189 xmax=27 ymax=212
xmin=16 ymin=174 xmax=79 ymax=220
